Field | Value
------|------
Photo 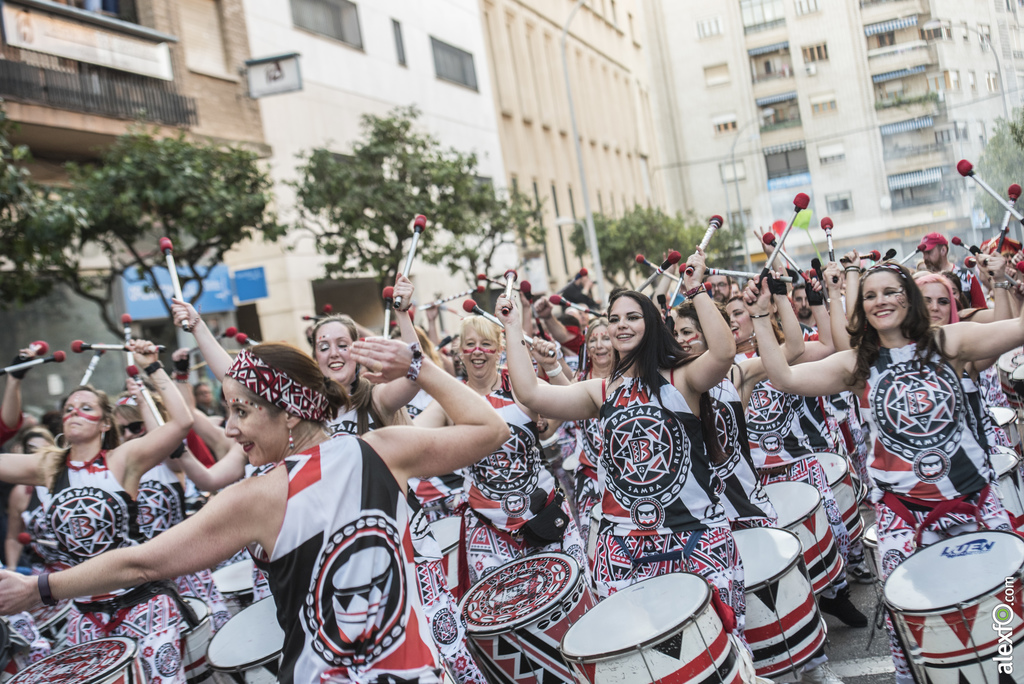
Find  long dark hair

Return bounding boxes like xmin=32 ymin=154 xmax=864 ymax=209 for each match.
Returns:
xmin=847 ymin=262 xmax=948 ymax=385
xmin=609 ymin=290 xmax=724 ymax=465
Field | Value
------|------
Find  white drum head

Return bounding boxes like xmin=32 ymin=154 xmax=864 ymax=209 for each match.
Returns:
xmin=734 ymin=528 xmax=802 ymax=587
xmin=212 ymin=558 xmax=255 ymax=595
xmin=763 ymin=482 xmax=821 ymax=528
xmin=864 ymin=525 xmax=877 ymax=546
xmin=207 ymin=597 xmax=283 ymax=671
xmin=561 ymin=573 xmax=709 ymax=658
xmin=430 ymin=517 xmax=462 ymax=556
xmin=884 ymin=531 xmax=1024 ymax=611
xmin=999 ymin=348 xmax=1024 ymax=375
xmin=990 ymin=406 xmax=1017 ymax=429
xmin=184 ymin=596 xmax=209 ymax=622
xmin=992 ymin=447 xmax=1021 ymax=478
xmin=814 ymin=453 xmax=847 ymax=488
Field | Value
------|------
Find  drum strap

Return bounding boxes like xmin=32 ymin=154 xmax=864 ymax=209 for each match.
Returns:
xmin=611 ymin=528 xmax=705 ymax=567
xmin=75 ymin=580 xmax=201 ymax=635
xmin=881 ymin=485 xmax=992 ymax=548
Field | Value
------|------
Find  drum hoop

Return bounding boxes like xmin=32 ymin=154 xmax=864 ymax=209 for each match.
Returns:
xmin=208 ymin=649 xmax=281 ymax=674
xmin=765 ymin=483 xmax=822 ymax=526
xmin=560 ymin=582 xmax=712 ymax=662
xmin=181 ymin=611 xmax=211 ymax=640
xmin=12 ymin=637 xmax=138 ymax=684
xmin=744 ymin=550 xmax=803 ymax=592
xmin=462 ymin=554 xmax=583 ymax=633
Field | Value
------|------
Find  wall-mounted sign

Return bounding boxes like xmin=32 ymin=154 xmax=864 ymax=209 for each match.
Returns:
xmin=245 ymin=52 xmax=302 ymax=98
xmin=122 ymin=263 xmax=235 ymax=321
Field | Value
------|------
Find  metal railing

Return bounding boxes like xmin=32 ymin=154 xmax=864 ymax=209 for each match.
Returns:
xmin=891 ymin=192 xmax=955 ymax=210
xmin=883 ymin=142 xmax=951 ymax=159
xmin=760 ymin=118 xmax=802 ymax=132
xmin=0 ymin=59 xmax=197 ymax=127
xmin=744 ymin=18 xmax=785 ymax=35
xmin=752 ymin=65 xmax=794 ymax=83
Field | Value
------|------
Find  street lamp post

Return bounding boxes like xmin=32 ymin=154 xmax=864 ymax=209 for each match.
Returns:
xmin=560 ymin=0 xmax=607 ymax=304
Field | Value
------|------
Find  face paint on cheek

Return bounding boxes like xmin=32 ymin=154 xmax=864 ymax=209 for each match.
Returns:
xmin=63 ymin=408 xmax=102 ymax=423
xmin=895 ymin=293 xmax=907 ymax=309
xmin=683 ymin=334 xmax=702 ymax=347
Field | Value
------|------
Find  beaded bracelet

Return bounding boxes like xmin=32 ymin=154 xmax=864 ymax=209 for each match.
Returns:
xmin=684 ymin=285 xmax=709 ymax=299
xmin=407 ymin=342 xmax=424 ymax=381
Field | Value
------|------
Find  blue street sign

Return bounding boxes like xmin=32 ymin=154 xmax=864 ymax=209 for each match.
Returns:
xmin=122 ymin=263 xmax=235 ymax=320
xmin=233 ymin=267 xmax=268 ymax=303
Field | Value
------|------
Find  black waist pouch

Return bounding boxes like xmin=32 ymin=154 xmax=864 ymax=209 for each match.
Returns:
xmin=522 ymin=491 xmax=570 ymax=547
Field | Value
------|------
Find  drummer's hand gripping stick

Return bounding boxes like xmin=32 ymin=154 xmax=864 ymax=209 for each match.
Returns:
xmin=393 ymin=214 xmax=426 ymax=311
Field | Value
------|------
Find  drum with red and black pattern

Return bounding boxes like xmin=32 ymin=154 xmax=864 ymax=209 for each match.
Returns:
xmin=884 ymin=531 xmax=1024 ymax=684
xmin=461 ymin=552 xmax=594 ymax=683
xmin=734 ymin=527 xmax=827 ymax=677
xmin=8 ymin=637 xmax=143 ymax=684
xmin=816 ymin=452 xmax=865 ymax=543
xmin=998 ymin=348 xmax=1024 ymax=410
xmin=559 ymin=573 xmax=744 ymax=684
xmin=764 ymin=482 xmax=844 ymax=594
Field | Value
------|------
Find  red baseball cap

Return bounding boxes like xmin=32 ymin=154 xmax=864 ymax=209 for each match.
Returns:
xmin=920 ymin=232 xmax=948 ymax=251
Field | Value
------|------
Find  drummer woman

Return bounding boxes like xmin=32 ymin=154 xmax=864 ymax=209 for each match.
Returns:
xmin=0 ymin=339 xmax=506 ymax=684
xmin=494 ymin=250 xmax=746 ymax=634
xmin=745 ymin=263 xmax=1020 ymax=684
xmin=0 ymin=340 xmax=193 ymax=682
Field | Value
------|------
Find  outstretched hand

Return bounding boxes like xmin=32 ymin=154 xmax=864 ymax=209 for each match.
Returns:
xmin=743 ymin=277 xmax=774 ymax=316
xmin=351 ymin=338 xmax=416 ymax=384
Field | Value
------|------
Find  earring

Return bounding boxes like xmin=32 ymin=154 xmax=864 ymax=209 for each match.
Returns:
xmin=55 ymin=433 xmax=69 ymax=450
xmin=288 ymin=427 xmax=294 ymax=453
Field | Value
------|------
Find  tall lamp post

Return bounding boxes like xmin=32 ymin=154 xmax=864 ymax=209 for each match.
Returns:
xmin=728 ymin=109 xmax=772 ymax=270
xmin=561 ymin=0 xmax=607 ymax=304
xmin=922 ymin=20 xmax=1008 ymax=119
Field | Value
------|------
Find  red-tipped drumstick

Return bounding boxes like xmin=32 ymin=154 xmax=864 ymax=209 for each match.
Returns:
xmin=549 ymin=294 xmax=602 ymax=317
xmin=997 ymin=184 xmax=1022 ymax=253
xmin=0 ymin=351 xmax=64 ymax=377
xmin=394 ymin=215 xmax=427 ymax=311
xmin=80 ymin=349 xmax=104 ymax=385
xmin=762 ymin=233 xmax=798 ymax=270
xmin=556 ymin=268 xmax=589 ymax=295
xmin=121 ymin=313 xmax=134 ymax=366
xmin=500 ymin=270 xmax=518 ymax=315
xmin=705 ymin=268 xmax=793 ymax=283
xmin=461 ymin=300 xmax=554 ymax=356
xmin=684 ymin=215 xmax=724 ymax=278
xmin=159 ymin=237 xmax=190 ymax=332
xmin=382 ymin=286 xmax=394 ymax=334
xmin=958 ymin=160 xmax=1024 ymax=222
xmin=72 ymin=341 xmax=165 ymax=353
xmin=765 ymin=193 xmax=809 ymax=271
xmin=899 ymin=244 xmax=926 ymax=266
xmin=125 ymin=364 xmax=164 ymax=425
xmin=637 ymin=251 xmax=682 ymax=293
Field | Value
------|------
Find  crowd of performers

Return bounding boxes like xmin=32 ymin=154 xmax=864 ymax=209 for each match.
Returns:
xmin=0 ymin=223 xmax=1019 ymax=684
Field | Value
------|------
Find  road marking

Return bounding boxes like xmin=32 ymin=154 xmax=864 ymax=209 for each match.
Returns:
xmin=831 ymin=656 xmax=896 ymax=677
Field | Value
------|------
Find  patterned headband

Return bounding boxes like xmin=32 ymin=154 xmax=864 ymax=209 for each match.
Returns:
xmin=865 ymin=262 xmax=907 ymax=280
xmin=226 ymin=349 xmax=329 ymax=423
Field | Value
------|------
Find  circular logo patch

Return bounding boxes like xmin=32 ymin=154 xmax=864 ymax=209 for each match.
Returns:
xmin=49 ymin=486 xmax=130 ymax=559
xmin=711 ymin=398 xmax=742 ymax=477
xmin=155 ymin=642 xmax=181 ymax=676
xmin=913 ymin=451 xmax=950 ymax=483
xmin=471 ymin=424 xmax=541 ymax=500
xmin=629 ymin=499 xmax=665 ymax=530
xmin=604 ymin=404 xmax=688 ymax=505
xmin=870 ymin=361 xmax=964 ymax=463
xmin=500 ymin=491 xmax=530 ymax=517
xmin=431 ymin=607 xmax=460 ymax=646
xmin=137 ymin=480 xmax=184 ymax=539
xmin=747 ymin=382 xmax=792 ymax=440
xmin=303 ymin=514 xmax=407 ymax=667
xmin=15 ymin=639 xmax=132 ymax=683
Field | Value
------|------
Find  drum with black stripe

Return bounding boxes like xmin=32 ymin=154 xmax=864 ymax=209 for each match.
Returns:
xmin=8 ymin=637 xmax=143 ymax=684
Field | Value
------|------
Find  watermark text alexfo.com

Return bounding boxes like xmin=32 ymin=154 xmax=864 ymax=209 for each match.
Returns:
xmin=993 ymin=576 xmax=1016 ymax=675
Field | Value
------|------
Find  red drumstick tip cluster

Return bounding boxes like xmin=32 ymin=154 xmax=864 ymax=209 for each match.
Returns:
xmin=158 ymin=237 xmax=174 ymax=253
xmin=462 ymin=299 xmax=477 ymax=314
xmin=820 ymin=217 xmax=834 ymax=230
xmin=794 ymin=193 xmax=810 ymax=209
xmin=957 ymin=159 xmax=974 ymax=177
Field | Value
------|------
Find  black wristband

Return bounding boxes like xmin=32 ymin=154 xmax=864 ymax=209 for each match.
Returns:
xmin=143 ymin=361 xmax=164 ymax=376
xmin=766 ymin=273 xmax=788 ymax=296
xmin=38 ymin=572 xmax=56 ymax=606
xmin=806 ymin=284 xmax=825 ymax=306
xmin=169 ymin=442 xmax=186 ymax=459
xmin=173 ymin=356 xmax=189 ymax=374
xmin=9 ymin=355 xmax=29 ymax=380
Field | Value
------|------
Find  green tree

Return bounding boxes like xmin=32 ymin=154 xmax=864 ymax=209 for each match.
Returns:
xmin=976 ymin=117 xmax=1024 ymax=229
xmin=291 ymin=106 xmax=543 ymax=292
xmin=58 ymin=130 xmax=285 ymax=336
xmin=569 ymin=206 xmax=742 ymax=288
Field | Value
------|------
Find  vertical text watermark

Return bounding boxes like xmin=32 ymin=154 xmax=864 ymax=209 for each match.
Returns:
xmin=993 ymin=576 xmax=1016 ymax=675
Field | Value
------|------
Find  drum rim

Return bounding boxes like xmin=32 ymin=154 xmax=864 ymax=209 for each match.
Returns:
xmin=883 ymin=530 xmax=1024 ymax=613
xmin=206 ymin=597 xmax=283 ymax=672
xmin=10 ymin=636 xmax=138 ymax=684
xmin=461 ymin=552 xmax=583 ymax=634
xmin=763 ymin=481 xmax=823 ymax=526
xmin=734 ymin=528 xmax=804 ymax=591
xmin=560 ymin=573 xmax=712 ymax=661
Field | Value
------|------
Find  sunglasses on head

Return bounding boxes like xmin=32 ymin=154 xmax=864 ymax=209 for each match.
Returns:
xmin=121 ymin=421 xmax=145 ymax=435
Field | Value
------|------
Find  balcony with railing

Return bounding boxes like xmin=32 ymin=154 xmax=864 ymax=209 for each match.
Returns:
xmin=867 ymin=40 xmax=936 ymax=76
xmin=875 ymin=91 xmax=942 ymax=124
xmin=744 ymin=18 xmax=785 ymax=35
xmin=860 ymin=0 xmax=929 ymax=26
xmin=882 ymin=141 xmax=950 ymax=160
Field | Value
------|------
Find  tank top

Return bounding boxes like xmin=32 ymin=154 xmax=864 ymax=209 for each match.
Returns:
xmin=248 ymin=438 xmax=439 ymax=684
xmin=135 ymin=463 xmax=186 ymax=540
xmin=406 ymin=391 xmax=465 ymax=506
xmin=860 ymin=343 xmax=991 ymax=500
xmin=43 ymin=451 xmax=140 ymax=600
xmin=599 ymin=374 xmax=726 ymax=535
xmin=709 ymin=379 xmax=776 ymax=522
xmin=465 ymin=373 xmax=554 ymax=531
xmin=22 ymin=488 xmax=65 ymax=570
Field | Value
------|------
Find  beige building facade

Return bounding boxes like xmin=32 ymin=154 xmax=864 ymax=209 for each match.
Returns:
xmin=645 ymin=0 xmax=1023 ymax=264
xmin=480 ymin=0 xmax=665 ymax=288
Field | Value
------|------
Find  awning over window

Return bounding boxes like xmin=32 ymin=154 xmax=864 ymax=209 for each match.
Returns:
xmin=888 ymin=166 xmax=943 ymax=190
xmin=880 ymin=116 xmax=934 ymax=136
xmin=864 ymin=15 xmax=918 ymax=36
xmin=872 ymin=65 xmax=927 ymax=83
xmin=763 ymin=140 xmax=806 ymax=156
xmin=748 ymin=41 xmax=789 ymax=57
xmin=756 ymin=91 xmax=798 ymax=107
xmin=818 ymin=143 xmax=845 ymax=159
xmin=712 ymin=113 xmax=737 ymax=126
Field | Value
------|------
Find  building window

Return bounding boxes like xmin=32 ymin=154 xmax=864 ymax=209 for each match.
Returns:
xmin=987 ymin=71 xmax=1000 ymax=91
xmin=876 ymin=31 xmax=896 ymax=48
xmin=935 ymin=128 xmax=953 ymax=144
xmin=740 ymin=0 xmax=785 ymax=33
xmin=968 ymin=70 xmax=977 ymax=91
xmin=393 ymin=20 xmax=406 ymax=66
xmin=979 ymin=24 xmax=992 ymax=49
xmin=720 ymin=160 xmax=747 ymax=182
xmin=802 ymin=43 xmax=828 ymax=62
xmin=946 ymin=70 xmax=960 ymax=90
xmin=811 ymin=94 xmax=837 ymax=114
xmin=180 ymin=0 xmax=229 ymax=76
xmin=291 ymin=0 xmax=363 ymax=49
xmin=729 ymin=209 xmax=752 ymax=229
xmin=704 ymin=63 xmax=730 ymax=86
xmin=818 ymin=142 xmax=845 ymax=164
xmin=609 ymin=0 xmax=618 ymax=24
xmin=794 ymin=0 xmax=818 ymax=15
xmin=431 ymin=37 xmax=478 ymax=90
xmin=765 ymin=147 xmax=809 ymax=179
xmin=697 ymin=16 xmax=723 ymax=38
xmin=714 ymin=118 xmax=738 ymax=134
xmin=921 ymin=21 xmax=952 ymax=41
xmin=825 ymin=192 xmax=852 ymax=213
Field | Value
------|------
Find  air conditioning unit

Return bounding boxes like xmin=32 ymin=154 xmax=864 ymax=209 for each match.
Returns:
xmin=805 ymin=63 xmax=818 ymax=76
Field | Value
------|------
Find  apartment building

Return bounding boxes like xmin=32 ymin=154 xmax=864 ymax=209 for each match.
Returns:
xmin=479 ymin=0 xmax=665 ymax=287
xmin=645 ymin=0 xmax=1022 ymax=263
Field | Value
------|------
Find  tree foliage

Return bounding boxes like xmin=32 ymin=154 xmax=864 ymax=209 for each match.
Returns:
xmin=976 ymin=117 xmax=1024 ymax=230
xmin=57 ymin=130 xmax=285 ymax=335
xmin=291 ymin=106 xmax=543 ymax=291
xmin=569 ymin=206 xmax=743 ymax=288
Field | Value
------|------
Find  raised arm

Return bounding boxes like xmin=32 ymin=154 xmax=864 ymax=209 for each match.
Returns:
xmin=494 ymin=294 xmax=601 ymax=421
xmin=677 ymin=249 xmax=734 ymax=394
xmin=176 ymin=444 xmax=247 ymax=492
xmin=745 ymin=278 xmax=857 ymax=397
xmin=171 ymin=299 xmax=233 ymax=380
xmin=943 ymin=301 xmax=1024 ymax=365
xmin=353 ymin=338 xmax=508 ymax=486
xmin=534 ymin=298 xmax=576 ymax=346
xmin=824 ymin=262 xmax=852 ymax=351
xmin=371 ymin=275 xmax=422 ymax=418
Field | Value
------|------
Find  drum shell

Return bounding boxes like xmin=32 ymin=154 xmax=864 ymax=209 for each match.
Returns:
xmin=998 ymin=348 xmax=1024 ymax=410
xmin=430 ymin=516 xmax=462 ymax=593
xmin=29 ymin=600 xmax=70 ymax=650
xmin=206 ymin=597 xmax=283 ymax=675
xmin=181 ymin=597 xmax=212 ymax=684
xmin=817 ymin=452 xmax=864 ymax=543
xmin=9 ymin=637 xmax=143 ymax=684
xmin=462 ymin=554 xmax=594 ymax=683
xmin=735 ymin=528 xmax=827 ymax=677
xmin=764 ymin=482 xmax=844 ymax=594
xmin=992 ymin=447 xmax=1024 ymax=530
xmin=560 ymin=577 xmax=742 ymax=684
xmin=862 ymin=525 xmax=880 ymax=584
xmin=211 ymin=560 xmax=255 ymax=616
xmin=586 ymin=503 xmax=602 ymax=572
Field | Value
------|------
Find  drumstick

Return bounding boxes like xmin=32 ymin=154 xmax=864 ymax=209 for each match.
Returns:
xmin=765 ymin=193 xmax=810 ymax=271
xmin=159 ymin=237 xmax=190 ymax=332
xmin=394 ymin=215 xmax=426 ymax=311
xmin=122 ymin=313 xmax=134 ymax=367
xmin=461 ymin=299 xmax=555 ymax=357
xmin=500 ymin=269 xmax=518 ymax=315
xmin=382 ymin=286 xmax=394 ymax=336
xmin=126 ymin=365 xmax=164 ymax=426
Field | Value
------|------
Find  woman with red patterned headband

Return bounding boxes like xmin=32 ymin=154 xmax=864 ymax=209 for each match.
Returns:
xmin=0 ymin=339 xmax=506 ymax=684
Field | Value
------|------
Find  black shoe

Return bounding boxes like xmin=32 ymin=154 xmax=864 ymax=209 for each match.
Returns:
xmin=818 ymin=586 xmax=868 ymax=627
